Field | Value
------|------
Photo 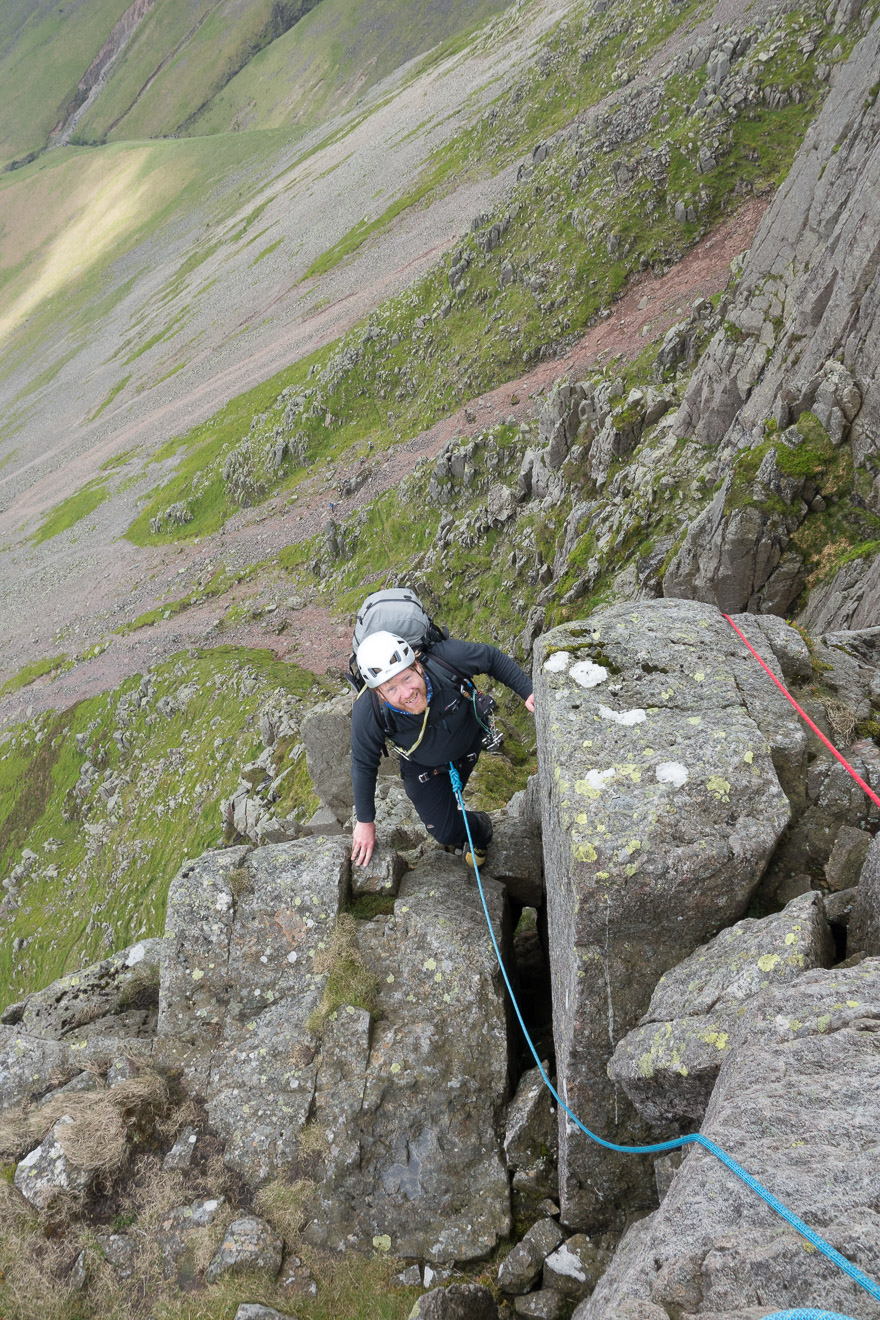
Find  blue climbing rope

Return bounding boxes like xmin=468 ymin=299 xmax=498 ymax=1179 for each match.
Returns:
xmin=763 ymin=1312 xmax=860 ymax=1319
xmin=448 ymin=763 xmax=877 ymax=1314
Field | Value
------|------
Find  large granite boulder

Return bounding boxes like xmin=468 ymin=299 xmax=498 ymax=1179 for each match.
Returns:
xmin=159 ymin=840 xmax=513 ymax=1262
xmin=0 ymin=1027 xmax=77 ymax=1110
xmin=302 ymin=854 xmax=513 ymax=1262
xmin=13 ymin=1114 xmax=95 ymax=1208
xmin=534 ymin=599 xmax=797 ymax=1229
xmin=159 ymin=839 xmax=346 ymax=1181
xmin=300 ymin=691 xmax=357 ymax=820
xmin=607 ymin=890 xmax=835 ymax=1128
xmin=576 ymin=960 xmax=880 ymax=1319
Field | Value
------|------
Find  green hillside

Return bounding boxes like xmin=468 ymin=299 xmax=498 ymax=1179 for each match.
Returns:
xmin=180 ymin=0 xmax=512 ymax=139
xmin=0 ymin=0 xmax=512 ymax=162
xmin=66 ymin=0 xmax=303 ymax=146
xmin=0 ymin=0 xmax=132 ymax=165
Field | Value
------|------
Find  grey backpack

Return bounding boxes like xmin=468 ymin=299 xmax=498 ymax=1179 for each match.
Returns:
xmin=347 ymin=588 xmax=447 ymax=690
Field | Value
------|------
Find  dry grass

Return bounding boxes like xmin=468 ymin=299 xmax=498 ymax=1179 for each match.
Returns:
xmin=297 ymin=1120 xmax=330 ymax=1158
xmin=824 ymin=698 xmax=859 ymax=744
xmin=0 ymin=1071 xmax=169 ymax=1170
xmin=0 ymin=1180 xmax=87 ymax=1319
xmin=307 ymin=913 xmax=379 ymax=1034
xmin=226 ymin=865 xmax=253 ymax=898
xmin=253 ymin=1176 xmax=316 ymax=1242
xmin=0 ymin=1063 xmax=417 ymax=1320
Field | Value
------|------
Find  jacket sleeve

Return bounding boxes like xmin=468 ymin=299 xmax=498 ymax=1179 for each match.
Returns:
xmin=435 ymin=640 xmax=533 ymax=700
xmin=350 ymin=691 xmax=387 ymax=823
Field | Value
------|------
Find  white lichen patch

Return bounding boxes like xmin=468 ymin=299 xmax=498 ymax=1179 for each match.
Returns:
xmin=596 ymin=704 xmax=646 ymax=725
xmin=544 ymin=651 xmax=572 ymax=672
xmin=545 ymin=1244 xmax=587 ymax=1281
xmin=125 ymin=943 xmax=146 ymax=966
xmin=570 ymin=660 xmax=608 ymax=688
xmin=655 ymin=762 xmax=689 ymax=787
xmin=583 ymin=768 xmax=617 ymax=792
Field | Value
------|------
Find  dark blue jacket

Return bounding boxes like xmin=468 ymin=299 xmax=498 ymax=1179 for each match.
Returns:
xmin=350 ymin=639 xmax=532 ymax=823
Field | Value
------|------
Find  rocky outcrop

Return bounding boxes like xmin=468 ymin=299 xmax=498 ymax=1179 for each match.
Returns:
xmin=576 ymin=960 xmax=880 ymax=1319
xmin=157 ymin=840 xmax=514 ymax=1261
xmin=607 ymin=890 xmax=835 ymax=1128
xmin=663 ymin=15 xmax=880 ymax=624
xmin=0 ymin=937 xmax=162 ymax=1040
xmin=534 ymin=598 xmax=802 ymax=1229
xmin=850 ymin=832 xmax=880 ymax=956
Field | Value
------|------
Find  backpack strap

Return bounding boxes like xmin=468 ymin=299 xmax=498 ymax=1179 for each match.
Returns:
xmin=420 ymin=651 xmax=476 ymax=695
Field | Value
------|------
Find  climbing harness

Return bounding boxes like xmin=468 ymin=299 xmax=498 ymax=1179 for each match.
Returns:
xmin=724 ymin=613 xmax=880 ymax=812
xmin=448 ymin=763 xmax=879 ymax=1314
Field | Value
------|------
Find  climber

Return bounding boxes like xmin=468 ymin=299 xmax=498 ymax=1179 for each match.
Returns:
xmin=350 ymin=631 xmax=535 ymax=869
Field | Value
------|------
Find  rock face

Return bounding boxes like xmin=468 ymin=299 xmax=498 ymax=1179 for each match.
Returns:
xmin=159 ymin=841 xmax=513 ymax=1262
xmin=302 ymin=854 xmax=513 ymax=1261
xmin=300 ymin=691 xmax=357 ymax=820
xmin=0 ymin=938 xmax=162 ymax=1040
xmin=607 ymin=890 xmax=835 ymax=1129
xmin=850 ymin=833 xmax=880 ymax=956
xmin=534 ymin=598 xmax=797 ymax=1229
xmin=14 ymin=1115 xmax=94 ymax=1208
xmin=664 ymin=15 xmax=880 ymax=625
xmin=576 ymin=960 xmax=880 ymax=1319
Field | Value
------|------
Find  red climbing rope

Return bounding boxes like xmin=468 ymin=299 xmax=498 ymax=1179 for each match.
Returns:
xmin=723 ymin=613 xmax=880 ymax=812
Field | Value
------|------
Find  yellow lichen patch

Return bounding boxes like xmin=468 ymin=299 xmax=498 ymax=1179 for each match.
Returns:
xmin=784 ymin=931 xmax=800 ymax=946
xmin=625 ymin=840 xmax=642 ymax=855
xmin=575 ymin=842 xmax=598 ymax=863
xmin=576 ymin=812 xmax=589 ymax=825
xmin=687 ymin=716 xmax=702 ymax=725
xmin=423 ymin=958 xmax=436 ymax=972
xmin=707 ymin=775 xmax=731 ymax=801
xmin=694 ymin=671 xmax=706 ymax=682
xmin=757 ymin=954 xmax=780 ymax=972
xmin=574 ymin=779 xmax=601 ymax=798
xmin=817 ymin=1014 xmax=831 ymax=1033
xmin=846 ymin=1000 xmax=860 ymax=1008
xmin=743 ymin=750 xmax=755 ymax=763
xmin=701 ymin=1030 xmax=729 ymax=1051
xmin=618 ymin=764 xmax=642 ymax=783
xmin=638 ymin=1053 xmax=654 ymax=1078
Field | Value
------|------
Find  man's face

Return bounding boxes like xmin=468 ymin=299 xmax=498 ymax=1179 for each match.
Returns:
xmin=378 ymin=663 xmax=428 ymax=713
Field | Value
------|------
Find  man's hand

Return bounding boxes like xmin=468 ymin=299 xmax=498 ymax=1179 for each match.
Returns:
xmin=525 ymin=692 xmax=535 ymax=714
xmin=351 ymin=820 xmax=376 ymax=867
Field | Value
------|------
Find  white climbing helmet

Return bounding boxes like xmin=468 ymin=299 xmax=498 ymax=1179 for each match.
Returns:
xmin=356 ymin=631 xmax=417 ymax=689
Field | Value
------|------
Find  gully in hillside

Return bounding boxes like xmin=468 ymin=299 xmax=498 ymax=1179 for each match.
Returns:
xmin=350 ymin=630 xmax=534 ymax=869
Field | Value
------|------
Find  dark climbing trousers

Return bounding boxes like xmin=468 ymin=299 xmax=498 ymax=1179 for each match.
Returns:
xmin=399 ymin=731 xmax=493 ymax=851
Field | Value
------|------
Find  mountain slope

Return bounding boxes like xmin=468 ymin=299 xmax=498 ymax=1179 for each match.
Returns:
xmin=179 ymin=0 xmax=513 ymax=139
xmin=0 ymin=0 xmax=132 ymax=165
